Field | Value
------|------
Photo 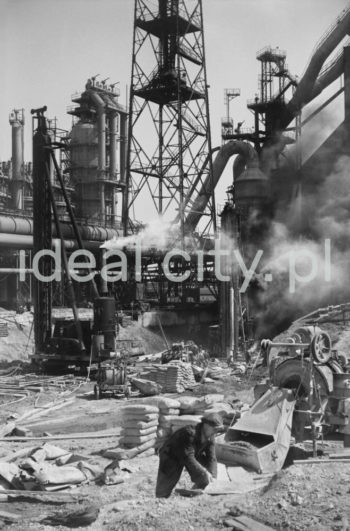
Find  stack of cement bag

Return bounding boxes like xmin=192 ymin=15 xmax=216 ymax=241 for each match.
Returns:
xmin=137 ymin=361 xmax=196 ymax=393
xmin=177 ymin=394 xmax=238 ymax=431
xmin=162 ymin=361 xmax=196 ymax=392
xmin=141 ymin=396 xmax=181 ymax=448
xmin=120 ymin=405 xmax=158 ymax=457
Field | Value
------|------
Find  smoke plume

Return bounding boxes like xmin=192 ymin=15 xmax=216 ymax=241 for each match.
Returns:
xmin=255 ymin=153 xmax=350 ymax=337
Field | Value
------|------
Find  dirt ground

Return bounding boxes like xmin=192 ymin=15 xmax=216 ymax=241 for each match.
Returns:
xmin=1 ymin=318 xmax=350 ymax=530
xmin=0 ymin=375 xmax=348 ymax=531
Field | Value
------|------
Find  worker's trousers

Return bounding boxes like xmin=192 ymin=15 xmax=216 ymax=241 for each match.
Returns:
xmin=155 ymin=448 xmax=209 ymax=498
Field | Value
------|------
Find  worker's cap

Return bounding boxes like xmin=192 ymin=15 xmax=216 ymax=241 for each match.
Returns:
xmin=202 ymin=412 xmax=224 ymax=431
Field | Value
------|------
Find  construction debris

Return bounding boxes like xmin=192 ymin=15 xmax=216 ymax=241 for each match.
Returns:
xmin=0 ymin=443 xmax=103 ymax=492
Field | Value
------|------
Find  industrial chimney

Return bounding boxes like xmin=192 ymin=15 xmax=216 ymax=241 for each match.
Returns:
xmin=9 ymin=109 xmax=25 ymax=210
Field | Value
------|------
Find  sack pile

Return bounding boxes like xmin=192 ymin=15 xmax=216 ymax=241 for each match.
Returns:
xmin=138 ymin=361 xmax=196 ymax=393
xmin=120 ymin=405 xmax=159 ymax=456
xmin=163 ymin=361 xmax=196 ymax=392
xmin=141 ymin=396 xmax=181 ymax=448
xmin=178 ymin=394 xmax=225 ymax=416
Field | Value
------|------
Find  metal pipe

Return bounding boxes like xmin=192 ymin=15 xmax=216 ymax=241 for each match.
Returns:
xmin=109 ymin=112 xmax=118 ymax=180
xmin=184 ymin=141 xmax=259 ymax=231
xmin=119 ymin=112 xmax=127 ymax=185
xmin=90 ymin=91 xmax=106 ymax=224
xmin=229 ymin=286 xmax=234 ymax=359
xmin=309 ymin=53 xmax=346 ymax=103
xmin=288 ymin=6 xmax=350 ymax=114
xmin=0 ymin=213 xmax=119 ymax=241
xmin=109 ymin=112 xmax=118 ymax=225
xmin=0 ymin=233 xmax=102 ymax=250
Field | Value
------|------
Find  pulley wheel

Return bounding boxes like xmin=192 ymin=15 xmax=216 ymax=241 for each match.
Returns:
xmin=311 ymin=332 xmax=332 ymax=364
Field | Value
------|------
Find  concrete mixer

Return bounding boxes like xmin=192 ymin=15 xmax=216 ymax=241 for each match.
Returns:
xmin=216 ymin=326 xmax=350 ymax=473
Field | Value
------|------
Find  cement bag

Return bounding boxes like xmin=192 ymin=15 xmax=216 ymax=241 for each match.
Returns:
xmin=158 ymin=415 xmax=174 ymax=429
xmin=122 ymin=419 xmax=158 ymax=430
xmin=76 ymin=461 xmax=103 ymax=479
xmin=35 ymin=463 xmax=87 ymax=485
xmin=122 ymin=413 xmax=159 ymax=422
xmin=103 ymin=438 xmax=155 ymax=460
xmin=120 ymin=433 xmax=156 ymax=448
xmin=177 ymin=396 xmax=200 ymax=411
xmin=170 ymin=415 xmax=202 ymax=426
xmin=141 ymin=397 xmax=180 ymax=410
xmin=122 ymin=405 xmax=159 ymax=414
xmin=0 ymin=463 xmax=20 ymax=486
xmin=41 ymin=443 xmax=71 ymax=460
xmin=197 ymin=394 xmax=225 ymax=409
xmin=123 ymin=426 xmax=158 ymax=437
xmin=159 ymin=407 xmax=180 ymax=416
xmin=130 ymin=378 xmax=162 ymax=396
xmin=204 ymin=403 xmax=233 ymax=416
xmin=30 ymin=448 xmax=47 ymax=463
xmin=139 ymin=448 xmax=155 ymax=457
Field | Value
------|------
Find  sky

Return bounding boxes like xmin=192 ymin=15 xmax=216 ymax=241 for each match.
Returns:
xmin=1 ymin=0 xmax=350 ymax=208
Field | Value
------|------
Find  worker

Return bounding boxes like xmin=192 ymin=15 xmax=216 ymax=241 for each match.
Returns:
xmin=155 ymin=412 xmax=224 ymax=498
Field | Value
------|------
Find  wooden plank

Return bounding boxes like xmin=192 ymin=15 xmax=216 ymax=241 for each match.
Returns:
xmin=294 ymin=458 xmax=350 ymax=464
xmin=0 ymin=431 xmax=118 ymax=441
xmin=224 ymin=515 xmax=275 ymax=531
xmin=0 ymin=489 xmax=87 ymax=499
xmin=329 ymin=452 xmax=350 ymax=459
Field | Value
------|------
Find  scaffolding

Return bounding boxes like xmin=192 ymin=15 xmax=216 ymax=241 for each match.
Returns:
xmin=123 ymin=0 xmax=216 ymax=244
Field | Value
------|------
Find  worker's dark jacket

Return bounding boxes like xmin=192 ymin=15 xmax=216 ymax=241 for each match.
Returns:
xmin=155 ymin=423 xmax=217 ymax=498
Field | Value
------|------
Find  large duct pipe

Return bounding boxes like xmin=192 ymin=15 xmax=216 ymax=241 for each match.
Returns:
xmin=287 ymin=6 xmax=350 ymax=117
xmin=90 ymin=91 xmax=106 ymax=223
xmin=0 ymin=213 xmax=120 ymax=241
xmin=309 ymin=46 xmax=348 ymax=102
xmin=109 ymin=112 xmax=118 ymax=225
xmin=9 ymin=109 xmax=24 ymax=210
xmin=184 ymin=141 xmax=260 ymax=231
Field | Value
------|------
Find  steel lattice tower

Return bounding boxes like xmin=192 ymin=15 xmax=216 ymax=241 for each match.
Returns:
xmin=123 ymin=0 xmax=215 ymax=243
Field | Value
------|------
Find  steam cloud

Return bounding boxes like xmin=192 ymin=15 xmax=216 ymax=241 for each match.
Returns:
xmin=101 ymin=218 xmax=181 ymax=251
xmin=255 ymin=153 xmax=350 ymax=337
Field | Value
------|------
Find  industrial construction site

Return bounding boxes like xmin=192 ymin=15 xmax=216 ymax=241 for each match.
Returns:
xmin=2 ymin=0 xmax=350 ymax=529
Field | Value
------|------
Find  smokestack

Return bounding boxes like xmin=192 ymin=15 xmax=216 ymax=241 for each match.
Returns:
xmin=9 ymin=109 xmax=25 ymax=210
